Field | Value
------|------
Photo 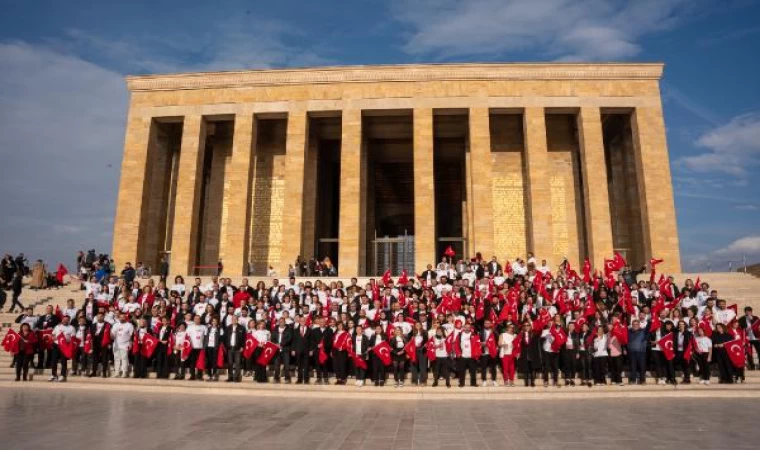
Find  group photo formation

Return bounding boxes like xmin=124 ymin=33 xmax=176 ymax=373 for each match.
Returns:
xmin=4 ymin=251 xmax=758 ymax=390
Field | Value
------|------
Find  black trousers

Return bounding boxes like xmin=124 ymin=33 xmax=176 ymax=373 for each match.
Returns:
xmin=8 ymin=293 xmax=23 ymax=312
xmin=90 ymin=345 xmax=110 ymax=376
xmin=37 ymin=345 xmax=53 ymax=369
xmin=715 ymin=348 xmax=734 ymax=383
xmin=227 ymin=349 xmax=242 ymax=381
xmin=675 ymin=351 xmax=691 ymax=382
xmin=456 ymin=357 xmax=477 ymax=386
xmin=51 ymin=346 xmax=68 ymax=378
xmin=541 ymin=351 xmax=559 ymax=383
xmin=333 ymin=351 xmax=348 ymax=381
xmin=15 ymin=352 xmax=31 ymax=380
xmin=628 ymin=351 xmax=646 ymax=382
xmin=560 ymin=348 xmax=578 ymax=380
xmin=133 ymin=352 xmax=148 ymax=378
xmin=370 ymin=354 xmax=386 ymax=383
xmin=748 ymin=340 xmax=760 ymax=369
xmin=391 ymin=355 xmax=405 ymax=383
xmin=205 ymin=347 xmax=218 ymax=377
xmin=592 ymin=356 xmax=607 ymax=384
xmin=295 ymin=351 xmax=311 ymax=382
xmin=609 ymin=355 xmax=623 ymax=383
xmin=411 ymin=350 xmax=428 ymax=384
xmin=521 ymin=358 xmax=537 ymax=385
xmin=694 ymin=352 xmax=710 ymax=381
xmin=578 ymin=351 xmax=592 ymax=381
xmin=273 ymin=351 xmax=291 ymax=381
xmin=187 ymin=349 xmax=202 ymax=379
xmin=155 ymin=344 xmax=169 ymax=378
xmin=432 ymin=357 xmax=450 ymax=385
xmin=479 ymin=355 xmax=497 ymax=382
xmin=73 ymin=347 xmax=89 ymax=374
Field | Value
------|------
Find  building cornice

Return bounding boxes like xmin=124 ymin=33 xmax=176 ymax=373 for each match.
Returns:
xmin=125 ymin=63 xmax=664 ymax=92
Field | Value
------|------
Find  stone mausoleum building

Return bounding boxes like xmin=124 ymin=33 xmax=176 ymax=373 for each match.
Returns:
xmin=112 ymin=63 xmax=681 ymax=277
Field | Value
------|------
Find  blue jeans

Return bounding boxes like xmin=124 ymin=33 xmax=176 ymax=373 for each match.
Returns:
xmin=629 ymin=351 xmax=647 ymax=382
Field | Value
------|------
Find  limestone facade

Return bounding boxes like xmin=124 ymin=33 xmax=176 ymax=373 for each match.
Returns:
xmin=112 ymin=63 xmax=681 ymax=276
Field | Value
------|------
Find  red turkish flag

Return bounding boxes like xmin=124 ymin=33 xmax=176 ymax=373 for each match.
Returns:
xmin=256 ymin=342 xmax=280 ymax=366
xmin=181 ymin=335 xmax=192 ymax=361
xmin=603 ymin=259 xmax=616 ymax=276
xmin=167 ymin=333 xmax=175 ymax=356
xmin=728 ymin=304 xmax=738 ymax=316
xmin=243 ymin=334 xmax=259 ymax=360
xmin=726 ymin=339 xmax=746 ymax=368
xmin=657 ymin=333 xmax=675 ymax=361
xmin=217 ymin=344 xmax=226 ymax=368
xmin=381 ymin=269 xmax=392 ymax=286
xmin=372 ymin=341 xmax=392 ymax=366
xmin=582 ymin=259 xmax=591 ymax=283
xmin=232 ymin=291 xmax=250 ymax=309
xmin=141 ymin=334 xmax=159 ymax=358
xmin=56 ymin=264 xmax=68 ymax=284
xmin=2 ymin=329 xmax=20 ymax=353
xmin=39 ymin=329 xmax=53 ymax=350
xmin=84 ymin=334 xmax=93 ymax=354
xmin=333 ymin=332 xmax=349 ymax=352
xmin=575 ymin=317 xmax=587 ymax=331
xmin=444 ymin=246 xmax=455 ymax=257
xmin=397 ymin=270 xmax=409 ymax=286
xmin=683 ymin=337 xmax=694 ymax=361
xmin=404 ymin=338 xmax=417 ymax=363
xmin=650 ymin=315 xmax=662 ymax=333
xmin=54 ymin=305 xmax=63 ymax=320
xmin=318 ymin=343 xmax=328 ymax=364
xmin=611 ymin=322 xmax=628 ymax=345
xmin=56 ymin=334 xmax=75 ymax=359
xmin=426 ymin=338 xmax=437 ymax=361
xmin=613 ymin=252 xmax=627 ymax=271
xmin=583 ymin=299 xmax=596 ymax=318
xmin=470 ymin=334 xmax=482 ymax=360
xmin=195 ymin=349 xmax=206 ymax=370
xmin=650 ymin=258 xmax=664 ymax=268
xmin=475 ymin=301 xmax=485 ymax=320
xmin=347 ymin=343 xmax=367 ymax=369
xmin=698 ymin=318 xmax=713 ymax=337
xmin=550 ymin=326 xmax=568 ymax=352
xmin=751 ymin=319 xmax=760 ymax=337
xmin=486 ymin=332 xmax=497 ymax=357
xmin=131 ymin=333 xmax=140 ymax=355
xmin=101 ymin=323 xmax=112 ymax=347
xmin=444 ymin=332 xmax=456 ymax=353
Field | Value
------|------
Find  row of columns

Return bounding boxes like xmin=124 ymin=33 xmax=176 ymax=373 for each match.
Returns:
xmin=112 ymin=105 xmax=680 ymax=276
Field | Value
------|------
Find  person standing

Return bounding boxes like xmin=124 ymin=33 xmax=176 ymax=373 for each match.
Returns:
xmin=739 ymin=307 xmax=760 ymax=370
xmin=271 ymin=317 xmax=293 ymax=383
xmin=409 ymin=322 xmax=428 ymax=386
xmin=390 ymin=327 xmax=406 ymax=388
xmin=225 ymin=315 xmax=245 ymax=382
xmin=50 ymin=315 xmax=75 ymax=382
xmin=627 ymin=320 xmax=648 ymax=384
xmin=89 ymin=312 xmax=111 ymax=378
xmin=155 ymin=317 xmax=172 ymax=379
xmin=694 ymin=326 xmax=713 ymax=385
xmin=293 ymin=316 xmax=312 ymax=384
xmin=591 ymin=326 xmax=608 ymax=386
xmin=519 ymin=321 xmax=540 ymax=387
xmin=14 ymin=323 xmax=37 ymax=381
xmin=499 ymin=323 xmax=518 ymax=387
xmin=9 ymin=270 xmax=24 ymax=313
xmin=111 ymin=313 xmax=134 ymax=378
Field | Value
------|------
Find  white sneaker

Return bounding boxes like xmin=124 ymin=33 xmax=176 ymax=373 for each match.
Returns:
xmin=658 ymin=379 xmax=666 ymax=385
xmin=399 ymin=382 xmax=404 ymax=387
xmin=48 ymin=376 xmax=57 ymax=382
xmin=482 ymin=380 xmax=488 ymax=387
xmin=358 ymin=380 xmax=364 ymax=387
xmin=492 ymin=381 xmax=499 ymax=387
xmin=705 ymin=380 xmax=710 ymax=385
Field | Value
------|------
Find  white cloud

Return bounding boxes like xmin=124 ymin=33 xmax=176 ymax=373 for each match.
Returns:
xmin=685 ymin=235 xmax=760 ymax=271
xmin=712 ymin=236 xmax=760 ymax=258
xmin=678 ymin=113 xmax=760 ymax=179
xmin=391 ymin=0 xmax=693 ymax=60
xmin=0 ymin=41 xmax=128 ymax=265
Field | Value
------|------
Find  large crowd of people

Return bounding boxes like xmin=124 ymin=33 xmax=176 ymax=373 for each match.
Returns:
xmin=3 ymin=251 xmax=759 ymax=390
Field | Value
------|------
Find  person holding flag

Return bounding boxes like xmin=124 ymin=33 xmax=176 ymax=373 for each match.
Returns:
xmin=454 ymin=322 xmax=479 ymax=388
xmin=72 ymin=315 xmax=91 ymax=377
xmin=332 ymin=322 xmax=350 ymax=385
xmin=185 ymin=315 xmax=206 ymax=381
xmin=518 ymin=321 xmax=540 ymax=387
xmin=540 ymin=317 xmax=561 ymax=388
xmin=559 ymin=322 xmax=579 ymax=387
xmin=389 ymin=327 xmax=407 ymax=388
xmin=350 ymin=324 xmax=370 ymax=387
xmin=591 ymin=326 xmax=609 ymax=386
xmin=498 ymin=323 xmax=518 ymax=387
xmin=251 ymin=320 xmax=271 ymax=383
xmin=172 ymin=322 xmax=189 ymax=380
xmin=675 ymin=320 xmax=693 ymax=384
xmin=430 ymin=326 xmax=451 ymax=388
xmin=479 ymin=319 xmax=498 ymax=386
xmin=50 ymin=315 xmax=75 ymax=382
xmin=132 ymin=318 xmax=150 ymax=379
xmin=408 ymin=322 xmax=428 ymax=386
xmin=35 ymin=304 xmax=59 ymax=371
xmin=13 ymin=323 xmax=37 ymax=381
xmin=89 ymin=312 xmax=111 ymax=378
xmin=370 ymin=324 xmax=389 ymax=386
xmin=694 ymin=325 xmax=713 ymax=385
xmin=738 ymin=306 xmax=760 ymax=370
xmin=155 ymin=316 xmax=172 ymax=379
xmin=711 ymin=323 xmax=735 ymax=384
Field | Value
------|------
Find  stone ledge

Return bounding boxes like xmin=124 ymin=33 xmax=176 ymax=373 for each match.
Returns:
xmin=2 ymin=380 xmax=757 ymax=401
xmin=126 ymin=63 xmax=665 ymax=92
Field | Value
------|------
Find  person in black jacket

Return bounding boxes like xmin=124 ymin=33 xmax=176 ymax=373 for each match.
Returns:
xmin=292 ymin=316 xmax=313 ymax=384
xmin=224 ymin=315 xmax=246 ymax=382
xmin=35 ymin=305 xmax=60 ymax=370
xmin=8 ymin=271 xmax=24 ymax=313
xmin=311 ymin=317 xmax=333 ymax=384
xmin=154 ymin=317 xmax=172 ymax=379
xmin=271 ymin=317 xmax=293 ymax=383
xmin=350 ymin=326 xmax=370 ymax=386
xmin=518 ymin=321 xmax=541 ymax=387
xmin=712 ymin=323 xmax=735 ymax=384
xmin=560 ymin=322 xmax=580 ymax=386
xmin=674 ymin=320 xmax=693 ymax=384
xmin=89 ymin=312 xmax=111 ymax=378
xmin=409 ymin=323 xmax=428 ymax=385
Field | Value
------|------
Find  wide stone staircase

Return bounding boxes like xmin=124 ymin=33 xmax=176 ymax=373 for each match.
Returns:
xmin=1 ymin=272 xmax=758 ymax=398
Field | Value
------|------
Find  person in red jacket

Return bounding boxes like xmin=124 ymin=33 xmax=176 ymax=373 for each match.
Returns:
xmin=15 ymin=323 xmax=37 ymax=381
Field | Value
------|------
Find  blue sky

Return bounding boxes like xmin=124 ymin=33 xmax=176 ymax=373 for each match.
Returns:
xmin=0 ymin=0 xmax=758 ymax=272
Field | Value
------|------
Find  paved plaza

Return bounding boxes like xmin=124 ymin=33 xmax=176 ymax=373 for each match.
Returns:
xmin=1 ymin=388 xmax=759 ymax=450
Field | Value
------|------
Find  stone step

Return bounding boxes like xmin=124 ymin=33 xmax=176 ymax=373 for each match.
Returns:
xmin=2 ymin=378 xmax=758 ymax=402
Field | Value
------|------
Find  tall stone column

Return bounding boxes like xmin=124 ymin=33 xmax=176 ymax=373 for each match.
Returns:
xmin=169 ymin=115 xmax=207 ymax=275
xmin=577 ymin=107 xmax=614 ymax=269
xmin=338 ymin=109 xmax=366 ymax=275
xmin=278 ymin=110 xmax=309 ymax=275
xmin=219 ymin=113 xmax=256 ymax=276
xmin=523 ymin=107 xmax=554 ymax=266
xmin=631 ymin=104 xmax=681 ymax=273
xmin=113 ymin=114 xmax=156 ymax=267
xmin=468 ymin=108 xmax=495 ymax=258
xmin=413 ymin=108 xmax=436 ymax=273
